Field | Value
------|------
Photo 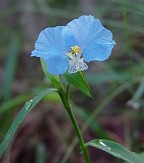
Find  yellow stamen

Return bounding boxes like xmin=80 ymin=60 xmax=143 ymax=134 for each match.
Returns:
xmin=68 ymin=46 xmax=82 ymax=56
xmin=71 ymin=46 xmax=82 ymax=53
xmin=68 ymin=51 xmax=73 ymax=56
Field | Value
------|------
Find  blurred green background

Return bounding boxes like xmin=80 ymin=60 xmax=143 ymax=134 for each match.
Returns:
xmin=0 ymin=0 xmax=144 ymax=162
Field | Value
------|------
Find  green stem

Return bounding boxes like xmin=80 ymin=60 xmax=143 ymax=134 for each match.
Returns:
xmin=66 ymin=84 xmax=70 ymax=101
xmin=59 ymin=84 xmax=91 ymax=163
xmin=66 ymin=106 xmax=91 ymax=163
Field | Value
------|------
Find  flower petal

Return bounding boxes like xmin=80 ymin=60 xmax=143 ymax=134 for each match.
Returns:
xmin=63 ymin=15 xmax=98 ymax=49
xmin=63 ymin=15 xmax=115 ymax=62
xmin=31 ymin=26 xmax=66 ymax=58
xmin=62 ymin=16 xmax=98 ymax=51
xmin=62 ymin=26 xmax=78 ymax=52
xmin=83 ymin=28 xmax=115 ymax=62
xmin=44 ymin=52 xmax=69 ymax=75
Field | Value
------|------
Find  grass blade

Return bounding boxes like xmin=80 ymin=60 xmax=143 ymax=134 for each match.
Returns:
xmin=86 ymin=139 xmax=144 ymax=163
xmin=0 ymin=88 xmax=57 ymax=158
xmin=2 ymin=37 xmax=20 ymax=101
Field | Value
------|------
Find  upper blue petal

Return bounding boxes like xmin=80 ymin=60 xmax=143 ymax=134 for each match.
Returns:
xmin=83 ymin=28 xmax=115 ymax=62
xmin=62 ymin=27 xmax=78 ymax=52
xmin=63 ymin=15 xmax=115 ymax=62
xmin=31 ymin=26 xmax=67 ymax=58
xmin=31 ymin=26 xmax=69 ymax=75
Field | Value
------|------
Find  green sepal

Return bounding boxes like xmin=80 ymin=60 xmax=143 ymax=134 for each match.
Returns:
xmin=86 ymin=139 xmax=144 ymax=163
xmin=64 ymin=71 xmax=92 ymax=98
xmin=40 ymin=59 xmax=61 ymax=90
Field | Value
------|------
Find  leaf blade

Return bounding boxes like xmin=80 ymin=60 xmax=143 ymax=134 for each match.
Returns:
xmin=86 ymin=139 xmax=144 ymax=163
xmin=0 ymin=88 xmax=57 ymax=158
xmin=64 ymin=71 xmax=92 ymax=98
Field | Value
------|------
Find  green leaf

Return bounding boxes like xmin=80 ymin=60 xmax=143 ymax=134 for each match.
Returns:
xmin=0 ymin=88 xmax=57 ymax=158
xmin=40 ymin=59 xmax=61 ymax=90
xmin=86 ymin=139 xmax=144 ymax=163
xmin=64 ymin=71 xmax=92 ymax=98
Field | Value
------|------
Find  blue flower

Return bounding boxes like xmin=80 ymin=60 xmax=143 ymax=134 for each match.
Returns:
xmin=31 ymin=15 xmax=115 ymax=75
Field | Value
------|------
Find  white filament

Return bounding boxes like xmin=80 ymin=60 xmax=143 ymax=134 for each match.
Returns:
xmin=68 ymin=53 xmax=88 ymax=73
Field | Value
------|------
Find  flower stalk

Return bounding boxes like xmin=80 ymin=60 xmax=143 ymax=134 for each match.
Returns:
xmin=59 ymin=84 xmax=91 ymax=163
